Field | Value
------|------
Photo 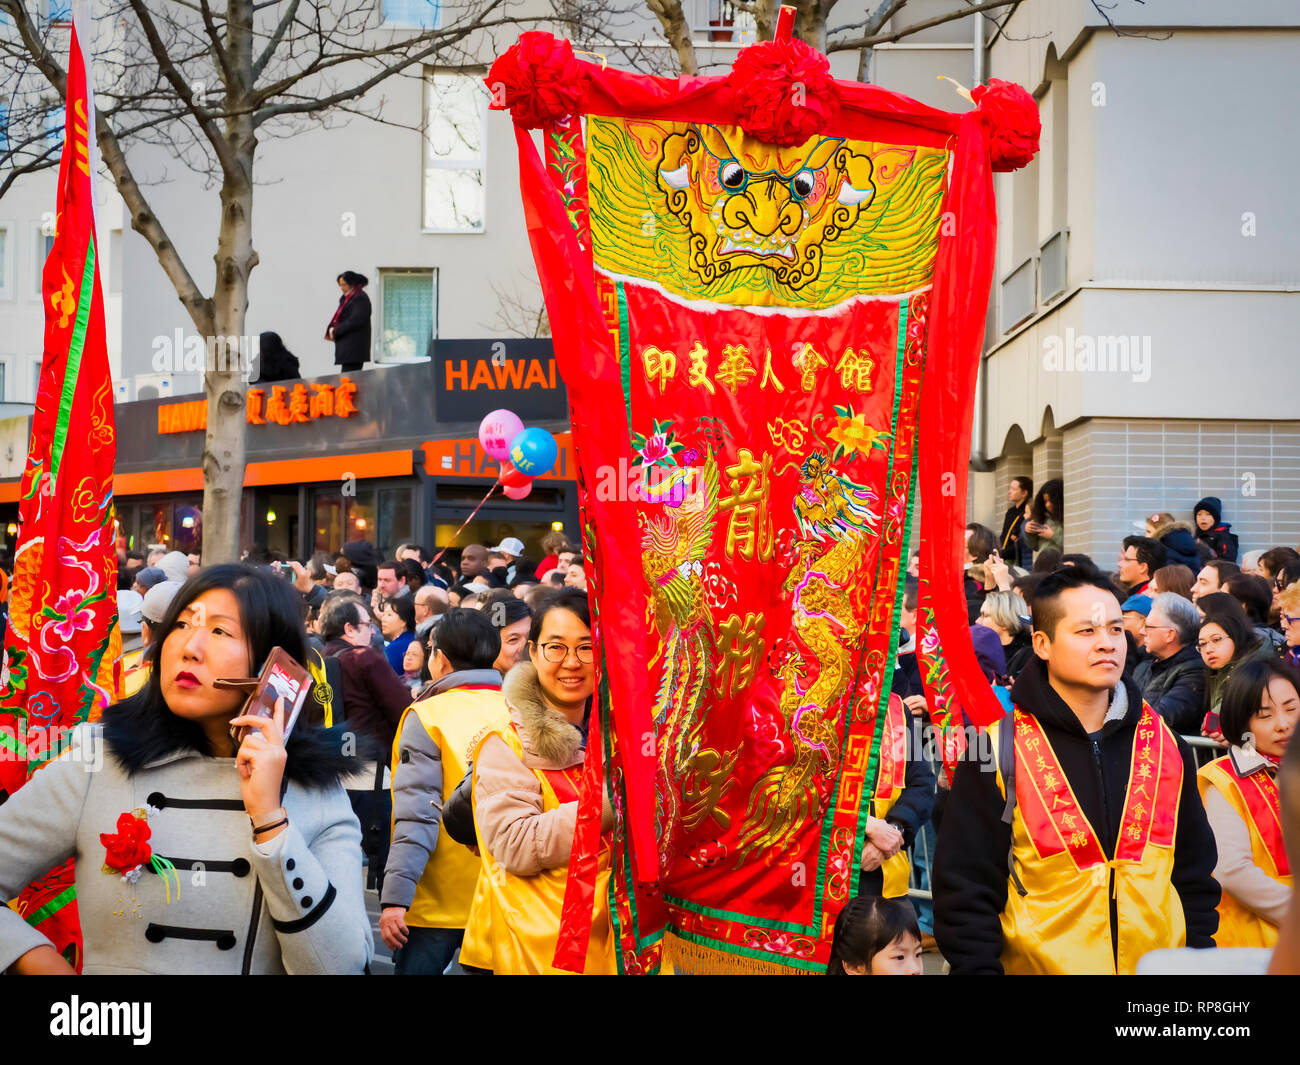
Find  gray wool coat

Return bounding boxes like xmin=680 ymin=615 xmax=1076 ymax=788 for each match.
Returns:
xmin=0 ymin=725 xmax=373 ymax=975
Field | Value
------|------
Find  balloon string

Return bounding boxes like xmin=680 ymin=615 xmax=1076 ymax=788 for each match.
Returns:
xmin=431 ymin=482 xmax=501 ymax=566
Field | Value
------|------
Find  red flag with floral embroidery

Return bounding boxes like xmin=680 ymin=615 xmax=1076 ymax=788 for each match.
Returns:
xmin=488 ymin=17 xmax=1037 ymax=973
xmin=0 ymin=8 xmax=119 ymax=970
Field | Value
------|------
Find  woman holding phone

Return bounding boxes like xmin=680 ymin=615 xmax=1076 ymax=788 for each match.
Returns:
xmin=0 ymin=565 xmax=372 ymax=975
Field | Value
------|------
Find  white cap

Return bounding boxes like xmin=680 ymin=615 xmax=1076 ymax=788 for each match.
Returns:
xmin=117 ymin=590 xmax=144 ymax=634
xmin=491 ymin=537 xmax=525 ymax=557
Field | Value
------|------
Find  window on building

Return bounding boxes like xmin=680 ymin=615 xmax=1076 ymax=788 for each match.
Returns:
xmin=378 ymin=268 xmax=437 ymax=362
xmin=33 ymin=224 xmax=54 ymax=297
xmin=108 ymin=229 xmax=123 ymax=293
xmin=30 ymin=356 xmax=43 ymax=402
xmin=45 ymin=102 xmax=63 ymax=148
xmin=423 ymin=73 xmax=485 ymax=232
xmin=0 ymin=99 xmax=9 ymax=152
xmin=46 ymin=0 xmax=72 ymax=23
xmin=0 ymin=360 xmax=8 ymax=401
xmin=381 ymin=0 xmax=439 ymax=27
xmin=0 ymin=226 xmax=10 ymax=298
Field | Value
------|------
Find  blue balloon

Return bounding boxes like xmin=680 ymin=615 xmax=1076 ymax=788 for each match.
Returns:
xmin=509 ymin=427 xmax=558 ymax=478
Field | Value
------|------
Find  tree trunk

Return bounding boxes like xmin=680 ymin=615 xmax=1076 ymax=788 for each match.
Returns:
xmin=645 ymin=0 xmax=699 ymax=76
xmin=202 ymin=2 xmax=258 ymax=565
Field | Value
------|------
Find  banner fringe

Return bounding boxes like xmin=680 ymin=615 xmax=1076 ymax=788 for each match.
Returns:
xmin=662 ymin=933 xmax=817 ymax=975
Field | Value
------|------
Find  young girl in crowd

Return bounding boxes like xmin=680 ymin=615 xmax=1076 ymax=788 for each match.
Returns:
xmin=826 ymin=895 xmax=924 ymax=975
xmin=1197 ymin=659 xmax=1297 ymax=947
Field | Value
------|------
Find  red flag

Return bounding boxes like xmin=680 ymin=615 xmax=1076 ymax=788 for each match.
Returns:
xmin=0 ymin=7 xmax=119 ymax=971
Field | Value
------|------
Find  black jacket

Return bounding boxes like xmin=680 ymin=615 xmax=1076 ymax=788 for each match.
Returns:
xmin=1197 ymin=524 xmax=1238 ymax=562
xmin=1156 ymin=526 xmax=1207 ymax=571
xmin=998 ymin=504 xmax=1032 ymax=568
xmin=331 ymin=288 xmax=372 ymax=366
xmin=1133 ymin=644 xmax=1206 ymax=735
xmin=932 ymin=657 xmax=1219 ymax=974
xmin=1003 ymin=630 xmax=1034 ymax=681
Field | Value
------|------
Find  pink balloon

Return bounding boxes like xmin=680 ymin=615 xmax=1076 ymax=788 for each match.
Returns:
xmin=479 ymin=409 xmax=525 ymax=462
xmin=502 ymin=481 xmax=532 ymax=500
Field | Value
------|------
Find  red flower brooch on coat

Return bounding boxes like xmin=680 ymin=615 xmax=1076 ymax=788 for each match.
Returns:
xmin=101 ymin=809 xmax=179 ymax=899
xmin=484 ymin=31 xmax=587 ymax=129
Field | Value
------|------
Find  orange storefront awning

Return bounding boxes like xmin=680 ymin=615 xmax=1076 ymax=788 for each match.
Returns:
xmin=0 ymin=449 xmax=415 ymax=504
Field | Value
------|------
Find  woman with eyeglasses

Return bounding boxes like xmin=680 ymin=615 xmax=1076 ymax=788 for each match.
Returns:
xmin=1277 ymin=582 xmax=1300 ymax=669
xmin=459 ymin=588 xmax=615 ymax=974
xmin=1199 ymin=607 xmax=1277 ymax=744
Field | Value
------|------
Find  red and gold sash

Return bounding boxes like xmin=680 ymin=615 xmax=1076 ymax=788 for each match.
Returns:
xmin=874 ymin=695 xmax=908 ymax=802
xmin=1014 ymin=704 xmax=1181 ymax=870
xmin=1228 ymin=761 xmax=1289 ymax=877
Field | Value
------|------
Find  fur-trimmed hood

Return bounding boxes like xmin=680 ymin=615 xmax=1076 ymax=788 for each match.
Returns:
xmin=501 ymin=662 xmax=585 ymax=768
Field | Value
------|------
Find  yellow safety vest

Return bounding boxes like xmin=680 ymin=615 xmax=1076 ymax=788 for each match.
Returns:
xmin=991 ymin=705 xmax=1186 ymax=974
xmin=1197 ymin=755 xmax=1291 ymax=949
xmin=390 ymin=686 xmax=509 ymax=929
xmin=459 ymin=722 xmax=615 ymax=974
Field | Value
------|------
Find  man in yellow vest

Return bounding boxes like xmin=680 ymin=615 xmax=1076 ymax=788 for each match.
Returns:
xmin=379 ymin=608 xmax=509 ymax=975
xmin=933 ymin=568 xmax=1220 ymax=974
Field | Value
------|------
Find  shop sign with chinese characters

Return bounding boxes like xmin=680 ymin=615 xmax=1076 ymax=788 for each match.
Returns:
xmin=157 ymin=377 xmax=359 ymax=434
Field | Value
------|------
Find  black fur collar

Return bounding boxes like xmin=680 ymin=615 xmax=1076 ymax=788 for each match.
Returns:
xmin=101 ymin=694 xmax=366 ymax=789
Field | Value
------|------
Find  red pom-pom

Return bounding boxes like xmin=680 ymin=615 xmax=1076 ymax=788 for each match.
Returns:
xmin=484 ymin=31 xmax=586 ymax=129
xmin=970 ymin=78 xmax=1040 ymax=172
xmin=727 ymin=38 xmax=839 ymax=147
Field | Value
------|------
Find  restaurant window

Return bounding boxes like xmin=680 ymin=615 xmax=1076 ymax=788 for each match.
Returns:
xmin=378 ymin=268 xmax=436 ymax=363
xmin=422 ymin=73 xmax=485 ymax=233
xmin=381 ymin=0 xmax=438 ymax=27
xmin=313 ymin=484 xmax=414 ymax=555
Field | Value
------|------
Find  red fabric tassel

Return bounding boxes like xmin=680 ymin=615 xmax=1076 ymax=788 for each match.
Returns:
xmin=918 ymin=111 xmax=1003 ymax=728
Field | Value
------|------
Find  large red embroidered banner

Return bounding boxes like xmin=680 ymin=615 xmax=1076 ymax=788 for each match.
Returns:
xmin=490 ymin=19 xmax=1037 ymax=973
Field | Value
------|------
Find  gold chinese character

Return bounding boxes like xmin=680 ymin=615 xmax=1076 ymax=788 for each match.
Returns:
xmin=1042 ymin=770 xmax=1060 ymax=791
xmin=265 ymin=385 xmax=291 ymax=426
xmin=715 ymin=613 xmax=766 ymax=698
xmin=681 ymin=748 xmax=739 ymax=831
xmin=1127 ymin=824 xmax=1143 ymax=841
xmin=714 ymin=344 xmax=755 ymax=395
xmin=717 ymin=448 xmax=774 ymax=561
xmin=1060 ymin=812 xmax=1077 ymax=829
xmin=686 ymin=342 xmax=715 ymax=394
xmin=336 ymin=376 xmax=359 ymax=418
xmin=835 ymin=346 xmax=875 ymax=392
xmin=246 ymin=388 xmax=266 ymax=425
xmin=792 ymin=343 xmax=828 ymax=392
xmin=641 ymin=346 xmax=677 ymax=393
xmin=758 ymin=348 xmax=785 ymax=393
xmin=1068 ymin=830 xmax=1088 ymax=848
xmin=309 ymin=384 xmax=335 ymax=419
xmin=1137 ymin=762 xmax=1153 ymax=781
xmin=288 ymin=384 xmax=311 ymax=423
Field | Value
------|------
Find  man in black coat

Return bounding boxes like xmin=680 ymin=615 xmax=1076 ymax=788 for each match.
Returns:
xmin=1135 ymin=592 xmax=1207 ymax=734
xmin=1194 ymin=496 xmax=1239 ymax=562
xmin=998 ymin=475 xmax=1033 ymax=569
xmin=933 ymin=569 xmax=1219 ymax=974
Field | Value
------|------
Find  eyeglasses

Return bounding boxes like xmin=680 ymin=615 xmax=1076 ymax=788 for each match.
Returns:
xmin=1282 ymin=614 xmax=1300 ymax=627
xmin=539 ymin=641 xmax=594 ymax=665
xmin=1196 ymin=635 xmax=1229 ymax=652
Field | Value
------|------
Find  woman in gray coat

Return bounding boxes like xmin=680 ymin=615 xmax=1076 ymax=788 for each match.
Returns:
xmin=0 ymin=565 xmax=373 ymax=975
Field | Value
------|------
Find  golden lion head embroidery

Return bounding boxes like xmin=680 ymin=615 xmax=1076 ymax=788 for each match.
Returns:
xmin=656 ymin=124 xmax=875 ymax=291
